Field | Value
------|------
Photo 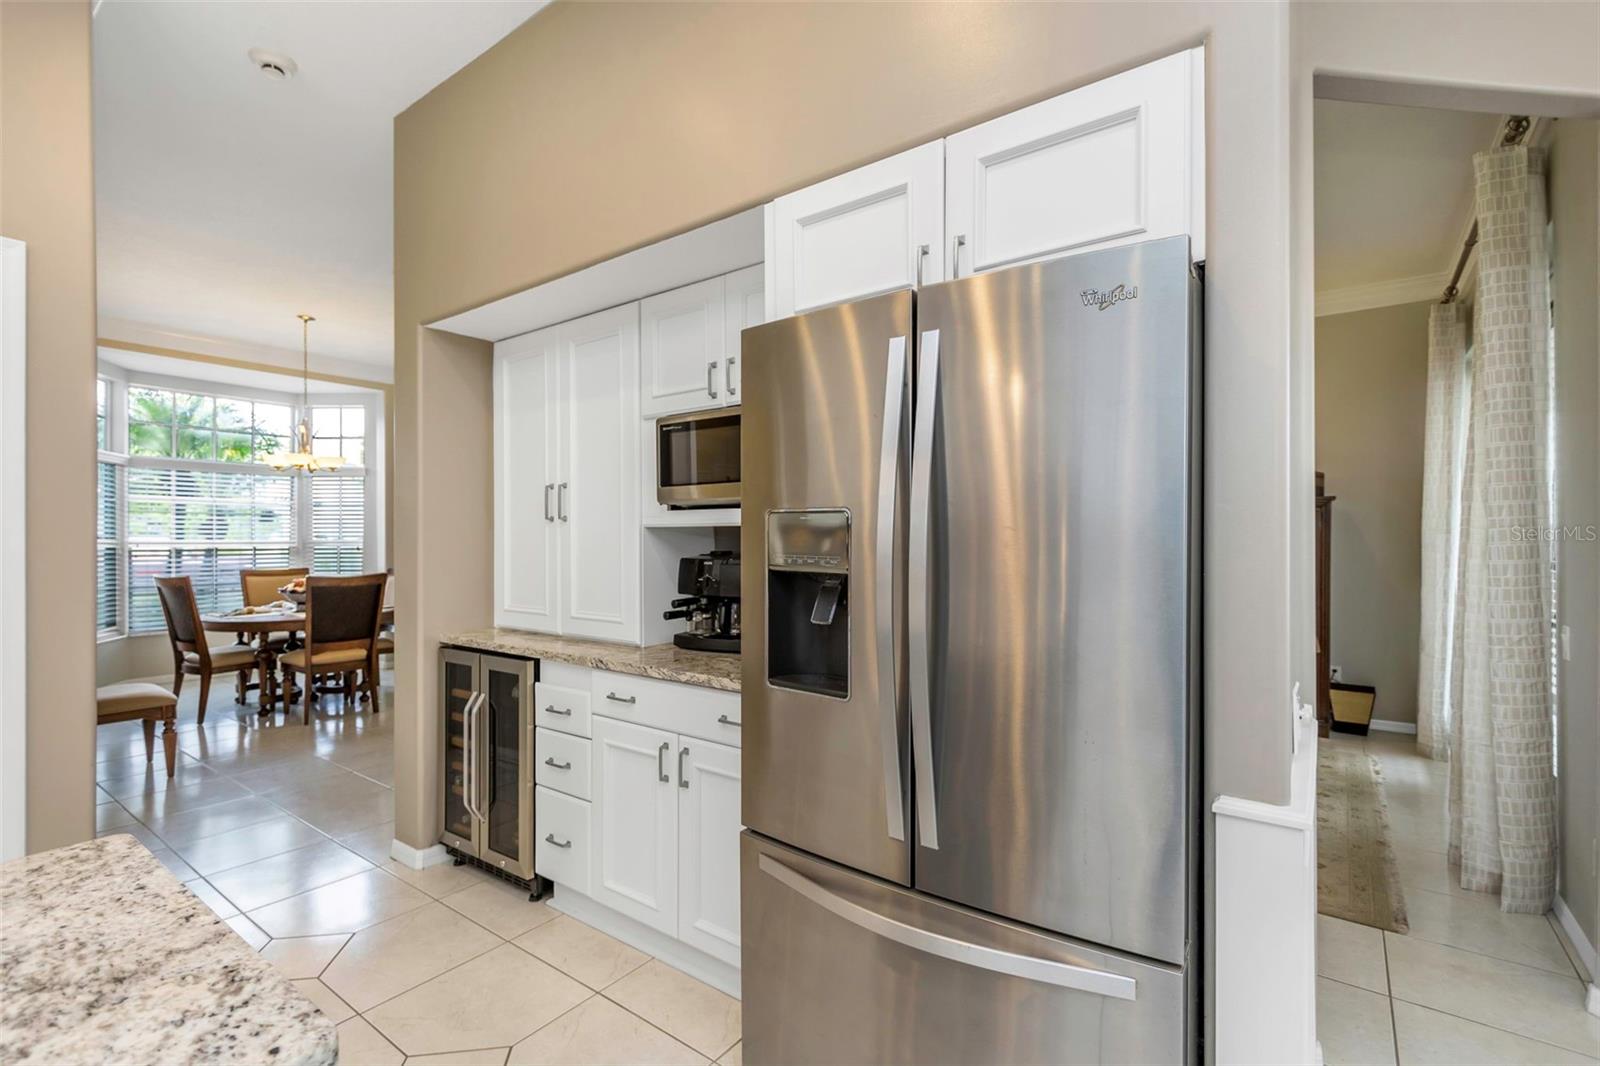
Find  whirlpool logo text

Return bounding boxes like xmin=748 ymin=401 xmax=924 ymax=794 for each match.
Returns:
xmin=1080 ymin=284 xmax=1139 ymax=311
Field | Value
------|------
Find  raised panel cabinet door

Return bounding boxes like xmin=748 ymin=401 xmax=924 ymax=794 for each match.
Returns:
xmin=676 ymin=736 xmax=741 ymax=967
xmin=945 ymin=48 xmax=1202 ymax=277
xmin=770 ymin=140 xmax=944 ymax=318
xmin=590 ymin=715 xmax=678 ymax=936
xmin=494 ymin=326 xmax=561 ymax=631
xmin=640 ymin=276 xmax=726 ymax=418
xmin=721 ymin=263 xmax=764 ymax=405
xmin=558 ymin=303 xmax=641 ymax=643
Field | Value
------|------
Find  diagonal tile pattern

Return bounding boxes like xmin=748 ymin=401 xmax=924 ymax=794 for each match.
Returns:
xmin=93 ymin=671 xmax=746 ymax=1063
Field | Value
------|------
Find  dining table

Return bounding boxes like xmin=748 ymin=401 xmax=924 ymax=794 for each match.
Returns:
xmin=199 ymin=605 xmax=394 ymax=713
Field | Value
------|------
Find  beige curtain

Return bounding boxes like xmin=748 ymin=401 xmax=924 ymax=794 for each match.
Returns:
xmin=1417 ymin=304 xmax=1469 ymax=760
xmin=1446 ymin=146 xmax=1556 ymax=914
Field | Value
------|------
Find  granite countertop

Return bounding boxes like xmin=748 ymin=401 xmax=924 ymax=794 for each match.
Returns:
xmin=0 ymin=834 xmax=336 ymax=1066
xmin=441 ymin=628 xmax=741 ymax=693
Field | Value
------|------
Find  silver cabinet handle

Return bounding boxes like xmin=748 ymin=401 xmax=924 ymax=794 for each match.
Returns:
xmin=557 ymin=482 xmax=568 ymax=522
xmin=657 ymin=741 xmax=669 ymax=783
xmin=544 ymin=757 xmax=572 ymax=771
xmin=543 ymin=483 xmax=554 ymax=522
xmin=463 ymin=693 xmax=486 ymax=823
xmin=716 ymin=714 xmax=741 ymax=728
xmin=605 ymin=692 xmax=637 ymax=705
xmin=874 ymin=335 xmax=909 ymax=843
xmin=951 ymin=234 xmax=966 ymax=279
xmin=909 ymin=328 xmax=941 ymax=849
xmin=915 ymin=243 xmax=929 ymax=287
xmin=678 ymin=746 xmax=690 ymax=789
xmin=758 ymin=853 xmax=1136 ymax=1000
xmin=543 ymin=704 xmax=572 ymax=717
xmin=544 ymin=833 xmax=572 ymax=849
xmin=707 ymin=360 xmax=719 ymax=399
xmin=725 ymin=355 xmax=736 ymax=396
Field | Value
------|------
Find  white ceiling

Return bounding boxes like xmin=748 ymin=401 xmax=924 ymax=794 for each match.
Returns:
xmin=1314 ymin=99 xmax=1502 ymax=297
xmin=93 ymin=0 xmax=545 ymax=368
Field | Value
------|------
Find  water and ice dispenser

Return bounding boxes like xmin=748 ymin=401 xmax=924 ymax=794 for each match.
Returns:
xmin=765 ymin=509 xmax=850 ymax=699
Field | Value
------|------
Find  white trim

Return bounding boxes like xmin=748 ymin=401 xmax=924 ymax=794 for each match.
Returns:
xmin=1368 ymin=718 xmax=1419 ymax=735
xmin=1 ymin=237 xmax=27 ymax=861
xmin=1314 ymin=272 xmax=1450 ymax=317
xmin=1553 ymin=893 xmax=1598 ymax=983
xmin=390 ymin=838 xmax=449 ymax=870
xmin=1587 ymin=982 xmax=1599 ymax=1018
xmin=547 ymin=885 xmax=741 ymax=999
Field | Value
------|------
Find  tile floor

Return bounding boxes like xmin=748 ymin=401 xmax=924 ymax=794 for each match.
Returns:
xmin=1316 ymin=730 xmax=1600 ymax=1065
xmin=94 ymin=672 xmax=742 ymax=1066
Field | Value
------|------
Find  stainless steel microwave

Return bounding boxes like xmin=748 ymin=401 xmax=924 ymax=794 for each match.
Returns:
xmin=656 ymin=406 xmax=740 ymax=508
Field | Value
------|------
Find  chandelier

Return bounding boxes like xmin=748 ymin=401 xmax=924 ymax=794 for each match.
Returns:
xmin=267 ymin=313 xmax=345 ymax=473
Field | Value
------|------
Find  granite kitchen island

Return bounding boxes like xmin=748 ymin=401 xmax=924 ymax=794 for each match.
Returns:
xmin=0 ymin=834 xmax=336 ymax=1065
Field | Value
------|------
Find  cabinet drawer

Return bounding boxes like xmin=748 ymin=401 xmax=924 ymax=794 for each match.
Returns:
xmin=535 ymin=786 xmax=590 ymax=895
xmin=534 ymin=682 xmax=591 ymax=738
xmin=591 ymin=669 xmax=742 ymax=747
xmin=535 ymin=727 xmax=592 ymax=801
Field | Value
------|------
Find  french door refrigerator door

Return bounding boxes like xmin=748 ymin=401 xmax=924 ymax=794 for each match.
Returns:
xmin=742 ymin=832 xmax=1184 ymax=1066
xmin=740 ymin=289 xmax=913 ymax=886
xmin=910 ymin=237 xmax=1198 ymax=965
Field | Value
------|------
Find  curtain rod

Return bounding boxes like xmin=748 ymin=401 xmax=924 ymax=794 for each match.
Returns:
xmin=1441 ymin=115 xmax=1533 ymax=304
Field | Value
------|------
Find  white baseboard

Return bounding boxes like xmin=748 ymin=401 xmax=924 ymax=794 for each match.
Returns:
xmin=1553 ymin=892 xmax=1597 ymax=983
xmin=1368 ymin=719 xmax=1418 ymax=735
xmin=548 ymin=885 xmax=740 ymax=999
xmin=391 ymin=838 xmax=450 ymax=870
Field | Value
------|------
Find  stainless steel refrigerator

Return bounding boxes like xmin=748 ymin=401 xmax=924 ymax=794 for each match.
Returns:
xmin=739 ymin=236 xmax=1201 ymax=1065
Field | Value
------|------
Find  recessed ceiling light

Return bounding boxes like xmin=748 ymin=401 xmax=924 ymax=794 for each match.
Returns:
xmin=247 ymin=47 xmax=298 ymax=82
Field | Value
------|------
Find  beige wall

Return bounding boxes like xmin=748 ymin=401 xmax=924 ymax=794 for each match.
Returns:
xmin=1314 ymin=301 xmax=1430 ymax=725
xmin=1550 ymin=117 xmax=1599 ymax=952
xmin=0 ymin=1 xmax=98 ymax=851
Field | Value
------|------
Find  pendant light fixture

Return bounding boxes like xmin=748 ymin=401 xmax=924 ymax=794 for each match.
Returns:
xmin=267 ymin=313 xmax=345 ymax=472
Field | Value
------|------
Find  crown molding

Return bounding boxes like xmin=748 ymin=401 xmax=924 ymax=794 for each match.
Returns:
xmin=1314 ymin=272 xmax=1449 ymax=318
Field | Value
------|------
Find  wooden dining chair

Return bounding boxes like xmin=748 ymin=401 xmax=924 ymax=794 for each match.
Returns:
xmin=153 ymin=575 xmax=258 ymax=725
xmin=237 ymin=566 xmax=309 ymax=702
xmin=278 ymin=573 xmax=387 ymax=725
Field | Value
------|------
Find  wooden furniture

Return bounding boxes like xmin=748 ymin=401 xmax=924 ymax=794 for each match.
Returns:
xmin=95 ymin=682 xmax=179 ymax=778
xmin=1315 ymin=472 xmax=1335 ymax=738
xmin=201 ymin=605 xmax=394 ymax=713
xmin=153 ymin=576 xmax=257 ymax=725
xmin=279 ymin=574 xmax=387 ymax=725
xmin=236 ymin=567 xmax=308 ymax=700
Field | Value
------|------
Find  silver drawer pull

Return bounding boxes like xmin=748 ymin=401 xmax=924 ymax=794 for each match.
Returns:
xmin=544 ymin=704 xmax=572 ymax=716
xmin=544 ymin=834 xmax=572 ymax=849
xmin=606 ymin=692 xmax=637 ymax=705
xmin=717 ymin=714 xmax=741 ymax=728
xmin=544 ymin=757 xmax=572 ymax=771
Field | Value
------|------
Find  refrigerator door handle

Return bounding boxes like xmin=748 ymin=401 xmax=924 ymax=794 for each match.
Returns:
xmin=908 ymin=328 xmax=941 ymax=849
xmin=874 ymin=335 xmax=909 ymax=843
xmin=757 ymin=853 xmax=1137 ymax=1001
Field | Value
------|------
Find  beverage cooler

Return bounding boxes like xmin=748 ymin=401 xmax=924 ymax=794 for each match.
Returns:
xmin=439 ymin=648 xmax=544 ymax=890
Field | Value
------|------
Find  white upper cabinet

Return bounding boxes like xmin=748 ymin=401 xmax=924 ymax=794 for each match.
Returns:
xmin=493 ymin=325 xmax=561 ymax=632
xmin=640 ymin=277 xmax=727 ymax=418
xmin=559 ymin=304 xmax=641 ymax=642
xmin=721 ymin=264 xmax=764 ymax=404
xmin=945 ymin=48 xmax=1204 ymax=276
xmin=768 ymin=140 xmax=944 ymax=319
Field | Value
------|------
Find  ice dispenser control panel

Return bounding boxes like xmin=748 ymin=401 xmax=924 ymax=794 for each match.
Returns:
xmin=766 ymin=509 xmax=850 ymax=700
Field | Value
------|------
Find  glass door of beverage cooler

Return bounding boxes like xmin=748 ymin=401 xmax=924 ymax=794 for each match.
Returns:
xmin=479 ymin=654 xmax=535 ymax=879
xmin=439 ymin=648 xmax=481 ymax=856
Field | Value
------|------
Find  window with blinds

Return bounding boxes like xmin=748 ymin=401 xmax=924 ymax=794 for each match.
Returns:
xmin=96 ymin=461 xmax=119 ymax=634
xmin=311 ymin=474 xmax=365 ymax=575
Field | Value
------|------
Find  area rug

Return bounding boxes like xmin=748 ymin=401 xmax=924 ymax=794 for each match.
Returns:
xmin=1316 ymin=742 xmax=1410 ymax=933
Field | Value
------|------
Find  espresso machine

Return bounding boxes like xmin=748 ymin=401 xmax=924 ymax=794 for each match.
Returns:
xmin=664 ymin=550 xmax=741 ymax=653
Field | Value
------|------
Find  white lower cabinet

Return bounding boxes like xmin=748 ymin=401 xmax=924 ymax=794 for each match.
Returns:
xmin=534 ymin=667 xmax=742 ymax=974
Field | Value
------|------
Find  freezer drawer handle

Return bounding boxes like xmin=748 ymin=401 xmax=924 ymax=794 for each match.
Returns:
xmin=908 ymin=328 xmax=941 ymax=849
xmin=544 ymin=833 xmax=572 ymax=849
xmin=757 ymin=854 xmax=1137 ymax=1001
xmin=874 ymin=335 xmax=909 ymax=843
xmin=543 ymin=757 xmax=572 ymax=771
xmin=543 ymin=704 xmax=572 ymax=717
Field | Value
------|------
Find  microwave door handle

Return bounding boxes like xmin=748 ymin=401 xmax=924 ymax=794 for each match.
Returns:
xmin=874 ymin=335 xmax=908 ymax=843
xmin=909 ymin=328 xmax=940 ymax=850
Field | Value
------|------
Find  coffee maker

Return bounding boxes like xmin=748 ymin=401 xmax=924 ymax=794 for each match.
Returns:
xmin=663 ymin=550 xmax=741 ymax=653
